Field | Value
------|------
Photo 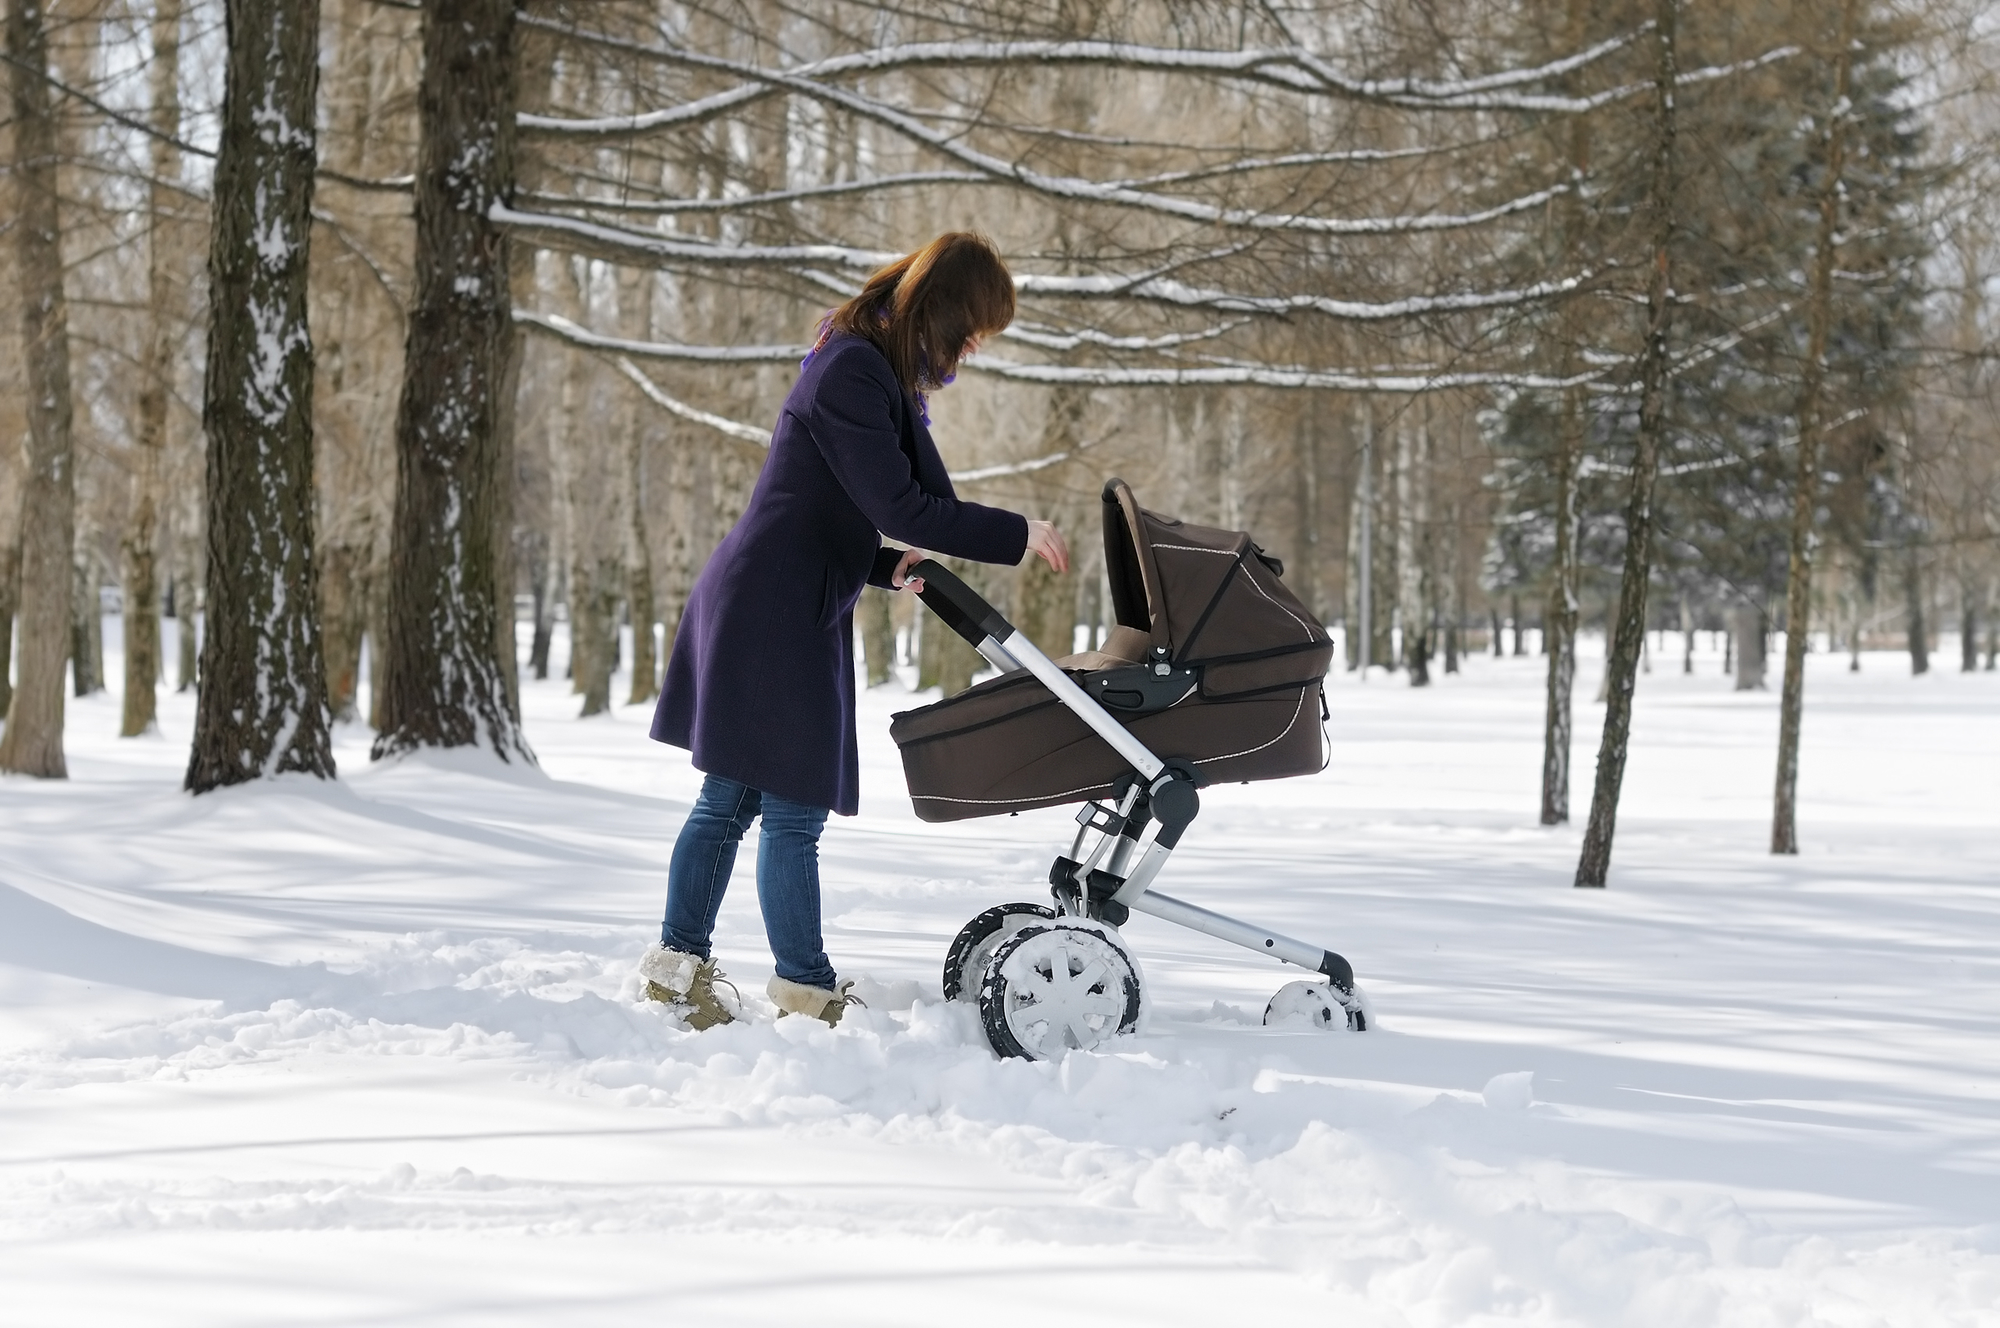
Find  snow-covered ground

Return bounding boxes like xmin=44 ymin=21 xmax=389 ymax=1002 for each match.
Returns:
xmin=2 ymin=621 xmax=1997 ymax=1326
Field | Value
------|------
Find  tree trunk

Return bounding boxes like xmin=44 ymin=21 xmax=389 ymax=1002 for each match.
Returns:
xmin=71 ymin=553 xmax=102 ymax=696
xmin=526 ymin=534 xmax=555 ymax=680
xmin=0 ymin=0 xmax=78 ymax=779
xmin=0 ymin=543 xmax=17 ymax=716
xmin=1540 ymin=388 xmax=1581 ymax=824
xmin=1512 ymin=593 xmax=1526 ymax=656
xmin=1772 ymin=0 xmax=1857 ymax=855
xmin=618 ymin=266 xmax=657 ymax=705
xmin=321 ymin=543 xmax=365 ymax=722
xmin=860 ymin=587 xmax=895 ymax=687
xmin=1576 ymin=0 xmax=1677 ymax=889
xmin=573 ymin=557 xmax=618 ymax=717
xmin=1733 ymin=605 xmax=1767 ymax=690
xmin=1680 ymin=595 xmax=1695 ymax=674
xmin=174 ymin=565 xmax=199 ymax=690
xmin=1961 ymin=596 xmax=1978 ymax=674
xmin=1904 ymin=548 xmax=1927 ymax=675
xmin=373 ymin=0 xmax=531 ymax=763
xmin=186 ymin=0 xmax=335 ymax=791
xmin=122 ymin=0 xmax=183 ymax=737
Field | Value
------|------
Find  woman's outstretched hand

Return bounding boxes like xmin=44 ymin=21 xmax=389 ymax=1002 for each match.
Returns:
xmin=892 ymin=546 xmax=927 ymax=594
xmin=1026 ymin=520 xmax=1070 ymax=574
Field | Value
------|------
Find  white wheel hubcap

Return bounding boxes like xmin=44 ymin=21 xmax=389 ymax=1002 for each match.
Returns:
xmin=996 ymin=929 xmax=1132 ymax=1057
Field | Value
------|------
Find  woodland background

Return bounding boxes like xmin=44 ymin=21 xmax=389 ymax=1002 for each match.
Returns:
xmin=0 ymin=0 xmax=1995 ymax=878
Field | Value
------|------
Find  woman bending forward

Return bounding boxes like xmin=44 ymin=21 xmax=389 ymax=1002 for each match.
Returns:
xmin=637 ymin=232 xmax=1069 ymax=1028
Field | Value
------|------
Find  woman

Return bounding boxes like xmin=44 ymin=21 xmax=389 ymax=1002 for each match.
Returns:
xmin=637 ymin=232 xmax=1069 ymax=1029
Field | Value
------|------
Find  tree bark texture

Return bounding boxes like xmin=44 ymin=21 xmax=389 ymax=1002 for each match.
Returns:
xmin=373 ymin=0 xmax=531 ymax=763
xmin=1540 ymin=389 xmax=1581 ymax=823
xmin=186 ymin=0 xmax=335 ymax=791
xmin=860 ymin=587 xmax=894 ymax=686
xmin=618 ymin=265 xmax=657 ymax=706
xmin=1732 ymin=604 xmax=1768 ymax=691
xmin=1575 ymin=0 xmax=1678 ymax=889
xmin=121 ymin=0 xmax=183 ymax=738
xmin=71 ymin=554 xmax=102 ymax=696
xmin=0 ymin=0 xmax=77 ymax=780
xmin=1772 ymin=0 xmax=1857 ymax=856
xmin=0 ymin=543 xmax=16 ymax=716
xmin=1904 ymin=547 xmax=1927 ymax=675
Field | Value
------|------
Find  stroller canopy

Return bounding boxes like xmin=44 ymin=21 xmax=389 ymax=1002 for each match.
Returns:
xmin=1101 ymin=478 xmax=1330 ymax=699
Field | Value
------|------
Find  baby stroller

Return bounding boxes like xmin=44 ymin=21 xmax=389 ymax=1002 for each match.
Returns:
xmin=891 ymin=478 xmax=1368 ymax=1060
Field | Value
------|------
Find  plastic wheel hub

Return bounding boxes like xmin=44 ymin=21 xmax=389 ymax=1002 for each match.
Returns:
xmin=978 ymin=922 xmax=1141 ymax=1060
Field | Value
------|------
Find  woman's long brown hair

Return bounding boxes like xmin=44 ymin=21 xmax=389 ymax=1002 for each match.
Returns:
xmin=825 ymin=232 xmax=1016 ymax=399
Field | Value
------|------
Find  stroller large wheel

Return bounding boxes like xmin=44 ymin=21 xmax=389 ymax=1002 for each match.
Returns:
xmin=943 ymin=902 xmax=1056 ymax=1001
xmin=978 ymin=921 xmax=1142 ymax=1060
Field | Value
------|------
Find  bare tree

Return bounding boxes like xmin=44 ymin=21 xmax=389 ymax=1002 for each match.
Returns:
xmin=0 ymin=0 xmax=78 ymax=780
xmin=121 ymin=0 xmax=183 ymax=738
xmin=372 ymin=0 xmax=532 ymax=763
xmin=1575 ymin=0 xmax=1679 ymax=889
xmin=186 ymin=0 xmax=337 ymax=791
xmin=1772 ymin=0 xmax=1860 ymax=855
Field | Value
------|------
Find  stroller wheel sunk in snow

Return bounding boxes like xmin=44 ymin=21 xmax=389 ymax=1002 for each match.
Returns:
xmin=892 ymin=478 xmax=1368 ymax=1060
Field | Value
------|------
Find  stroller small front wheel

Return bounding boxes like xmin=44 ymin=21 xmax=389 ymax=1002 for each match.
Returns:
xmin=943 ymin=902 xmax=1056 ymax=1001
xmin=1264 ymin=979 xmax=1370 ymax=1032
xmin=978 ymin=921 xmax=1142 ymax=1060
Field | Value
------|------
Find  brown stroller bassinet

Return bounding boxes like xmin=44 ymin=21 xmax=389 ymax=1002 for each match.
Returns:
xmin=890 ymin=478 xmax=1334 ymax=822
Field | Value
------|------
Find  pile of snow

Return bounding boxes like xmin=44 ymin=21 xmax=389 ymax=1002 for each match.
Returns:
xmin=2 ymin=622 xmax=1997 ymax=1325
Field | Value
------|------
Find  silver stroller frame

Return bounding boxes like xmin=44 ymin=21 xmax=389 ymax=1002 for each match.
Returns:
xmin=910 ymin=559 xmax=1365 ymax=1053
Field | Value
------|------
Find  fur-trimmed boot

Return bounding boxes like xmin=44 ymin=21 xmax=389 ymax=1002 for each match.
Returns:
xmin=637 ymin=944 xmax=740 ymax=1030
xmin=767 ymin=975 xmax=862 ymax=1027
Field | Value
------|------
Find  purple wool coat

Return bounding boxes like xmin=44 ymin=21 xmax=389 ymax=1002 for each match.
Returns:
xmin=651 ymin=332 xmax=1030 ymax=816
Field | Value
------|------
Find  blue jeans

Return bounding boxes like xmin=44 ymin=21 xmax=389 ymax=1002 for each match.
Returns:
xmin=661 ymin=774 xmax=837 ymax=989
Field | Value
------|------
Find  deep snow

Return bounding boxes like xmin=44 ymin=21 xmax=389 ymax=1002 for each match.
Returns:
xmin=1 ymin=622 xmax=1997 ymax=1326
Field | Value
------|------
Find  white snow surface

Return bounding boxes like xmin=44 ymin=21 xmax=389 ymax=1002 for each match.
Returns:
xmin=3 ymin=623 xmax=1998 ymax=1325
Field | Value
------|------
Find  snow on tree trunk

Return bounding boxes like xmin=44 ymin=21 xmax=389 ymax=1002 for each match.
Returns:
xmin=1575 ymin=0 xmax=1678 ymax=889
xmin=372 ymin=0 xmax=531 ymax=764
xmin=185 ymin=0 xmax=336 ymax=792
xmin=1773 ymin=0 xmax=1858 ymax=856
xmin=0 ymin=0 xmax=78 ymax=780
xmin=122 ymin=0 xmax=182 ymax=739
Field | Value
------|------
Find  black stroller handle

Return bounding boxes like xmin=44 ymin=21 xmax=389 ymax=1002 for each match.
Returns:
xmin=910 ymin=558 xmax=1014 ymax=647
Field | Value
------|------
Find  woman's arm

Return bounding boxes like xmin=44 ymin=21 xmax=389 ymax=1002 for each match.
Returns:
xmin=808 ymin=346 xmax=1028 ymax=566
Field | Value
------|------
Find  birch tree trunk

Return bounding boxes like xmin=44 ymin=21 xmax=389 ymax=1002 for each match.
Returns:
xmin=1575 ymin=0 xmax=1678 ymax=888
xmin=1772 ymin=0 xmax=1858 ymax=855
xmin=373 ymin=0 xmax=532 ymax=763
xmin=1540 ymin=0 xmax=1592 ymax=825
xmin=0 ymin=0 xmax=77 ymax=779
xmin=121 ymin=0 xmax=182 ymax=738
xmin=186 ymin=0 xmax=335 ymax=791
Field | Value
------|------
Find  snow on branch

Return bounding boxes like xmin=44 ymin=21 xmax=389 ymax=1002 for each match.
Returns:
xmin=610 ymin=356 xmax=772 ymax=446
xmin=524 ymin=46 xmax=1574 ymax=237
xmin=514 ymin=307 xmax=810 ymax=362
xmin=518 ymin=17 xmax=1650 ymax=119
xmin=519 ymin=172 xmax=991 ymax=217
xmin=518 ymin=305 xmax=1606 ymax=395
xmin=496 ymin=204 xmax=1594 ymax=323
